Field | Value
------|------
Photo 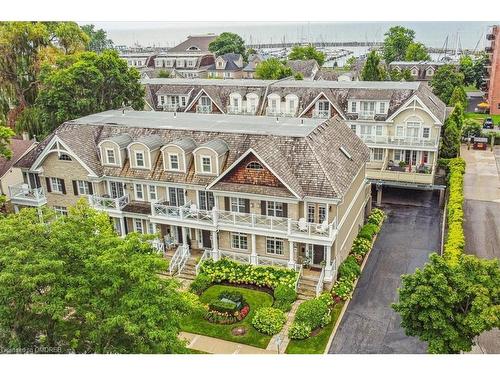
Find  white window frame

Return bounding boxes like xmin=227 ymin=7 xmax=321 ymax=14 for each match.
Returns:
xmin=266 ymin=237 xmax=284 ymax=255
xmin=105 ymin=148 xmax=117 ymax=165
xmin=134 ymin=150 xmax=146 ymax=168
xmin=50 ymin=177 xmax=64 ymax=193
xmin=266 ymin=201 xmax=284 ymax=217
xmin=350 ymin=101 xmax=357 ymax=113
xmin=230 ymin=197 xmax=246 ymax=213
xmin=422 ymin=127 xmax=431 ymax=139
xmin=148 ymin=185 xmax=157 ymax=201
xmin=134 ymin=219 xmax=143 ymax=234
xmin=77 ymin=180 xmax=90 ymax=195
xmin=200 ymin=155 xmax=212 ymax=174
xmin=231 ymin=233 xmax=248 ymax=250
xmin=375 ymin=125 xmax=383 ymax=136
xmin=378 ymin=102 xmax=386 ymax=114
xmin=371 ymin=148 xmax=384 ymax=161
xmin=58 ymin=154 xmax=72 ymax=161
xmin=54 ymin=205 xmax=68 ymax=216
xmin=168 ymin=153 xmax=180 ymax=171
xmin=135 ymin=183 xmax=144 ymax=201
xmin=396 ymin=126 xmax=404 ymax=138
xmin=307 ymin=203 xmax=315 ymax=223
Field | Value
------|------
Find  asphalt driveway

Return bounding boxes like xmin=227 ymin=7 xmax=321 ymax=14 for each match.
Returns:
xmin=329 ymin=190 xmax=442 ymax=354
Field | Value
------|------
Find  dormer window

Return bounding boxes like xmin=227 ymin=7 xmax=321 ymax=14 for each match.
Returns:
xmin=201 ymin=156 xmax=212 ymax=173
xmin=169 ymin=154 xmax=180 ymax=170
xmin=135 ymin=151 xmax=145 ymax=167
xmin=106 ymin=149 xmax=116 ymax=164
xmin=246 ymin=161 xmax=264 ymax=170
xmin=411 ymin=68 xmax=419 ymax=76
xmin=379 ymin=102 xmax=386 ymax=114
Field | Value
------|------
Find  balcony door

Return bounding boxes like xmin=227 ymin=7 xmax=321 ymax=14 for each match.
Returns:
xmin=168 ymin=187 xmax=185 ymax=207
xmin=201 ymin=230 xmax=212 ymax=248
xmin=109 ymin=181 xmax=124 ymax=198
xmin=200 ymin=96 xmax=211 ymax=108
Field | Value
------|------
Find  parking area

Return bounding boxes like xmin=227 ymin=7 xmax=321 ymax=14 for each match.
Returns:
xmin=329 ymin=189 xmax=442 ymax=354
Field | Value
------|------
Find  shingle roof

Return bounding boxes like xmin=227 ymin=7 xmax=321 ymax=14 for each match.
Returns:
xmin=168 ymin=137 xmax=197 ymax=152
xmin=0 ymin=138 xmax=35 ymax=178
xmin=16 ymin=112 xmax=368 ymax=200
xmin=286 ymin=59 xmax=319 ymax=79
xmin=198 ymin=139 xmax=229 ymax=156
xmin=104 ymin=134 xmax=132 ymax=148
xmin=167 ymin=35 xmax=218 ymax=53
xmin=134 ymin=135 xmax=164 ymax=150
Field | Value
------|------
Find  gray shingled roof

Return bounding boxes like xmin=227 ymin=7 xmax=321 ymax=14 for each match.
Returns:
xmin=168 ymin=137 xmax=197 ymax=152
xmin=166 ymin=35 xmax=218 ymax=53
xmin=198 ymin=139 xmax=229 ymax=156
xmin=286 ymin=59 xmax=319 ymax=79
xmin=15 ymin=112 xmax=368 ymax=200
xmin=105 ymin=134 xmax=133 ymax=149
xmin=135 ymin=135 xmax=164 ymax=150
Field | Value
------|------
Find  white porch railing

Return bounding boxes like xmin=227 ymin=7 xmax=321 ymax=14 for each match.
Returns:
xmin=294 ymin=264 xmax=303 ymax=292
xmin=163 ymin=104 xmax=179 ymax=112
xmin=88 ymin=194 xmax=129 ymax=211
xmin=257 ymin=255 xmax=289 ymax=268
xmin=195 ymin=248 xmax=212 ymax=275
xmin=151 ymin=203 xmax=337 ymax=240
xmin=148 ymin=238 xmax=165 ymax=253
xmin=169 ymin=244 xmax=190 ymax=275
xmin=359 ymin=134 xmax=438 ymax=148
xmin=312 ymin=109 xmax=330 ymax=119
xmin=8 ymin=183 xmax=46 ymax=205
xmin=219 ymin=250 xmax=251 ymax=264
xmin=358 ymin=111 xmax=375 ymax=120
xmin=177 ymin=244 xmax=191 ymax=275
xmin=196 ymin=105 xmax=212 ymax=114
xmin=227 ymin=105 xmax=258 ymax=115
xmin=315 ymin=266 xmax=326 ymax=296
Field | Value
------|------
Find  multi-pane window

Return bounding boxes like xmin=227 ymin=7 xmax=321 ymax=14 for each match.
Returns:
xmin=406 ymin=122 xmax=420 ymax=139
xmin=109 ymin=181 xmax=124 ymax=198
xmin=135 ymin=184 xmax=144 ymax=200
xmin=106 ymin=149 xmax=116 ymax=164
xmin=230 ymin=197 xmax=247 ymax=213
xmin=422 ymin=127 xmax=430 ymax=139
xmin=394 ymin=150 xmax=402 ymax=161
xmin=135 ymin=151 xmax=145 ymax=167
xmin=59 ymin=154 xmax=72 ymax=161
xmin=201 ymin=156 xmax=212 ymax=173
xmin=77 ymin=180 xmax=90 ymax=195
xmin=54 ymin=206 xmax=68 ymax=216
xmin=169 ymin=154 xmax=179 ymax=170
xmin=351 ymin=101 xmax=357 ymax=113
xmin=372 ymin=148 xmax=384 ymax=161
xmin=350 ymin=124 xmax=357 ymax=132
xmin=379 ymin=102 xmax=386 ymax=113
xmin=168 ymin=187 xmax=185 ymax=207
xmin=246 ymin=161 xmax=264 ymax=170
xmin=148 ymin=185 xmax=157 ymax=201
xmin=266 ymin=201 xmax=284 ymax=217
xmin=318 ymin=101 xmax=330 ymax=112
xmin=231 ymin=233 xmax=248 ymax=250
xmin=50 ymin=177 xmax=64 ymax=193
xmin=307 ymin=204 xmax=315 ymax=223
xmin=266 ymin=238 xmax=284 ymax=255
xmin=198 ymin=191 xmax=215 ymax=210
xmin=318 ymin=205 xmax=327 ymax=223
xmin=396 ymin=126 xmax=404 ymax=137
xmin=376 ymin=125 xmax=383 ymax=136
xmin=360 ymin=125 xmax=372 ymax=135
xmin=180 ymin=96 xmax=187 ymax=107
xmin=159 ymin=96 xmax=165 ymax=105
xmin=148 ymin=222 xmax=156 ymax=234
xmin=134 ymin=219 xmax=143 ymax=234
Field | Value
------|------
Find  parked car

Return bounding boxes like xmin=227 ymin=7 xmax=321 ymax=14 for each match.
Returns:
xmin=483 ymin=117 xmax=494 ymax=129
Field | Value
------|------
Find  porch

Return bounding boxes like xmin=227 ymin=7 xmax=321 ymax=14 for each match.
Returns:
xmin=8 ymin=183 xmax=47 ymax=207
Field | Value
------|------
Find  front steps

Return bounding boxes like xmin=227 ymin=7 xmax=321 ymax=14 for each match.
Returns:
xmin=297 ymin=275 xmax=320 ymax=300
xmin=178 ymin=257 xmax=198 ymax=281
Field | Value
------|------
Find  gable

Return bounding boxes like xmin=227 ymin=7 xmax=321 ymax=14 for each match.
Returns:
xmin=218 ymin=152 xmax=285 ymax=189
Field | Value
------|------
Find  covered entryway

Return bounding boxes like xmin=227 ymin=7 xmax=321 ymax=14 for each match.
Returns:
xmin=201 ymin=230 xmax=212 ymax=248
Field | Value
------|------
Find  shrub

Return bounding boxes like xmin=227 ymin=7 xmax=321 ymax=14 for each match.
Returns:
xmin=294 ymin=298 xmax=329 ymax=331
xmin=317 ymin=291 xmax=334 ymax=308
xmin=200 ymin=258 xmax=297 ymax=289
xmin=208 ymin=299 xmax=239 ymax=315
xmin=189 ymin=273 xmax=212 ymax=295
xmin=288 ymin=321 xmax=311 ymax=340
xmin=219 ymin=290 xmax=244 ymax=305
xmin=273 ymin=285 xmax=297 ymax=305
xmin=338 ymin=255 xmax=361 ymax=280
xmin=332 ymin=277 xmax=355 ymax=301
xmin=350 ymin=237 xmax=372 ymax=257
xmin=273 ymin=300 xmax=292 ymax=312
xmin=367 ymin=208 xmax=384 ymax=227
xmin=252 ymin=307 xmax=286 ymax=335
xmin=357 ymin=223 xmax=379 ymax=240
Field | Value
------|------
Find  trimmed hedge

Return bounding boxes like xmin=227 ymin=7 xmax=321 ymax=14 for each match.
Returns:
xmin=288 ymin=321 xmax=311 ymax=340
xmin=357 ymin=223 xmax=379 ymax=241
xmin=189 ymin=273 xmax=212 ymax=295
xmin=444 ymin=158 xmax=466 ymax=265
xmin=252 ymin=307 xmax=286 ymax=335
xmin=338 ymin=255 xmax=361 ymax=280
xmin=273 ymin=285 xmax=297 ymax=304
xmin=199 ymin=258 xmax=297 ymax=289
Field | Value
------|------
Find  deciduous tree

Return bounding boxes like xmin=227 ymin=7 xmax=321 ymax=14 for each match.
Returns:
xmin=0 ymin=125 xmax=15 ymax=159
xmin=288 ymin=45 xmax=326 ymax=66
xmin=360 ymin=51 xmax=386 ymax=81
xmin=440 ymin=117 xmax=461 ymax=158
xmin=459 ymin=55 xmax=476 ymax=87
xmin=449 ymin=87 xmax=468 ymax=112
xmin=208 ymin=32 xmax=246 ymax=59
xmin=405 ymin=42 xmax=430 ymax=61
xmin=255 ymin=58 xmax=293 ymax=80
xmin=81 ymin=24 xmax=114 ymax=53
xmin=382 ymin=26 xmax=416 ymax=64
xmin=430 ymin=65 xmax=465 ymax=105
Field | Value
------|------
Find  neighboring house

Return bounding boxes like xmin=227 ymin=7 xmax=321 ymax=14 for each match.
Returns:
xmin=153 ymin=34 xmax=218 ymax=79
xmin=242 ymin=54 xmax=263 ymax=79
xmin=207 ymin=53 xmax=244 ymax=79
xmin=286 ymin=59 xmax=320 ymax=80
xmin=13 ymin=110 xmax=371 ymax=287
xmin=0 ymin=138 xmax=37 ymax=204
xmin=388 ymin=61 xmax=456 ymax=81
xmin=119 ymin=53 xmax=157 ymax=68
xmin=485 ymin=25 xmax=499 ymax=114
xmin=315 ymin=69 xmax=357 ymax=82
xmin=142 ymin=78 xmax=448 ymax=192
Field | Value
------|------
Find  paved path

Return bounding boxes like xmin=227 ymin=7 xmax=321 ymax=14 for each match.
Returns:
xmin=267 ymin=300 xmax=302 ymax=353
xmin=460 ymin=145 xmax=500 ymax=354
xmin=329 ymin=190 xmax=441 ymax=353
xmin=180 ymin=332 xmax=272 ymax=354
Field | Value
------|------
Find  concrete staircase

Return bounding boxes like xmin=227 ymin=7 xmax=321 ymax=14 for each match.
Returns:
xmin=178 ymin=256 xmax=198 ymax=281
xmin=297 ymin=275 xmax=319 ymax=300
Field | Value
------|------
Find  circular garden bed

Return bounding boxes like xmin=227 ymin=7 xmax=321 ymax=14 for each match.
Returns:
xmin=205 ymin=290 xmax=250 ymax=325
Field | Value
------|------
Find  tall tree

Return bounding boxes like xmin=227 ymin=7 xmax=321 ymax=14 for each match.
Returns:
xmin=81 ymin=24 xmax=114 ymax=53
xmin=208 ymin=32 xmax=246 ymax=59
xmin=449 ymin=86 xmax=468 ymax=111
xmin=0 ymin=125 xmax=15 ymax=159
xmin=459 ymin=55 xmax=476 ymax=87
xmin=0 ymin=201 xmax=191 ymax=353
xmin=405 ymin=42 xmax=430 ymax=61
xmin=255 ymin=58 xmax=293 ymax=80
xmin=360 ymin=51 xmax=386 ymax=81
xmin=288 ymin=45 xmax=326 ymax=66
xmin=382 ymin=26 xmax=416 ymax=64
xmin=389 ymin=68 xmax=414 ymax=81
xmin=393 ymin=254 xmax=500 ymax=354
xmin=472 ymin=52 xmax=489 ymax=89
xmin=430 ymin=65 xmax=465 ymax=105
xmin=440 ymin=118 xmax=461 ymax=158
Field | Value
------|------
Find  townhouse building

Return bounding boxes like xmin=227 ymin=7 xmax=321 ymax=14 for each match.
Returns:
xmin=207 ymin=53 xmax=245 ymax=79
xmin=143 ymin=78 xmax=449 ymax=200
xmin=119 ymin=52 xmax=157 ymax=69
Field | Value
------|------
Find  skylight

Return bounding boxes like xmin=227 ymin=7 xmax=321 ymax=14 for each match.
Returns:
xmin=340 ymin=146 xmax=352 ymax=160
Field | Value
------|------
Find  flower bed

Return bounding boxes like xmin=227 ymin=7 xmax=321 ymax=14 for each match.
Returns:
xmin=205 ymin=290 xmax=250 ymax=324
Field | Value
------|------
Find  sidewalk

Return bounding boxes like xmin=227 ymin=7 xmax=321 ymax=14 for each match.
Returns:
xmin=266 ymin=300 xmax=302 ymax=353
xmin=180 ymin=332 xmax=273 ymax=354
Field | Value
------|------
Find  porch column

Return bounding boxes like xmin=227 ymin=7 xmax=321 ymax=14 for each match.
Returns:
xmin=324 ymin=244 xmax=334 ymax=281
xmin=250 ymin=234 xmax=257 ymax=265
xmin=287 ymin=241 xmax=295 ymax=269
xmin=211 ymin=230 xmax=220 ymax=261
xmin=181 ymin=227 xmax=188 ymax=246
xmin=376 ymin=183 xmax=383 ymax=206
xmin=119 ymin=218 xmax=126 ymax=238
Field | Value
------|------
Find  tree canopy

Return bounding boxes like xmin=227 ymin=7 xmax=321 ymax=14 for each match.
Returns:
xmin=255 ymin=58 xmax=293 ymax=80
xmin=360 ymin=51 xmax=386 ymax=81
xmin=430 ymin=65 xmax=465 ymax=105
xmin=81 ymin=24 xmax=114 ymax=53
xmin=0 ymin=201 xmax=192 ymax=353
xmin=449 ymin=86 xmax=468 ymax=110
xmin=208 ymin=32 xmax=246 ymax=59
xmin=288 ymin=45 xmax=325 ymax=66
xmin=393 ymin=254 xmax=500 ymax=354
xmin=405 ymin=42 xmax=430 ymax=61
xmin=382 ymin=26 xmax=416 ymax=64
xmin=0 ymin=125 xmax=15 ymax=159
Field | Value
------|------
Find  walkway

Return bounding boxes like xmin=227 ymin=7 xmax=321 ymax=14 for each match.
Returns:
xmin=328 ymin=189 xmax=441 ymax=353
xmin=267 ymin=300 xmax=302 ymax=353
xmin=180 ymin=332 xmax=272 ymax=354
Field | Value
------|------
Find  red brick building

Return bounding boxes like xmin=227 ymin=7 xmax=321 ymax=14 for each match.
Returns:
xmin=486 ymin=25 xmax=500 ymax=115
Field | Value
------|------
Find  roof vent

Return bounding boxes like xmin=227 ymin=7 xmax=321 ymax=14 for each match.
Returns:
xmin=339 ymin=146 xmax=353 ymax=160
xmin=276 ymin=117 xmax=279 ymax=123
xmin=174 ymin=112 xmax=177 ymax=118
xmin=300 ymin=119 xmax=304 ymax=125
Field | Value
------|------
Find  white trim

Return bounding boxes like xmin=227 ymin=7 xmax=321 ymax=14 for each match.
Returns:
xmin=298 ymin=91 xmax=346 ymax=120
xmin=386 ymin=94 xmax=442 ymax=125
xmin=104 ymin=147 xmax=119 ymax=166
xmin=167 ymin=152 xmax=181 ymax=171
xmin=206 ymin=148 xmax=301 ymax=199
xmin=184 ymin=88 xmax=225 ymax=114
xmin=199 ymin=154 xmax=213 ymax=174
xmin=31 ymin=136 xmax=97 ymax=177
xmin=134 ymin=183 xmax=145 ymax=201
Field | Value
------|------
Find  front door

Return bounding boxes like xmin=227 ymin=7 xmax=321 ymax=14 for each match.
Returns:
xmin=312 ymin=245 xmax=325 ymax=266
xmin=201 ymin=230 xmax=212 ymax=248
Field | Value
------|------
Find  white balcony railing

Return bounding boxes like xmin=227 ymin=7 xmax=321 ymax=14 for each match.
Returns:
xmin=196 ymin=105 xmax=212 ymax=114
xmin=312 ymin=109 xmax=331 ymax=119
xmin=227 ymin=105 xmax=257 ymax=115
xmin=257 ymin=256 xmax=289 ymax=268
xmin=358 ymin=111 xmax=376 ymax=120
xmin=8 ymin=183 xmax=47 ymax=206
xmin=150 ymin=203 xmax=337 ymax=240
xmin=358 ymin=134 xmax=439 ymax=148
xmin=265 ymin=107 xmax=280 ymax=116
xmin=366 ymin=168 xmax=435 ymax=184
xmin=88 ymin=194 xmax=129 ymax=211
xmin=163 ymin=103 xmax=179 ymax=112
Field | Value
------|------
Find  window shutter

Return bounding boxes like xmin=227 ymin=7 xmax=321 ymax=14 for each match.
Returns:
xmin=35 ymin=174 xmax=41 ymax=188
xmin=72 ymin=180 xmax=79 ymax=196
xmin=224 ymin=197 xmax=230 ymax=211
xmin=87 ymin=182 xmax=93 ymax=195
xmin=282 ymin=203 xmax=288 ymax=218
xmin=261 ymin=201 xmax=266 ymax=215
xmin=60 ymin=179 xmax=66 ymax=195
xmin=244 ymin=199 xmax=250 ymax=214
xmin=45 ymin=177 xmax=52 ymax=193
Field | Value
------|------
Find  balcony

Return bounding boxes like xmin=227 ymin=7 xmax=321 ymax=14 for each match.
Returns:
xmin=312 ymin=109 xmax=331 ymax=119
xmin=265 ymin=107 xmax=280 ymax=116
xmin=358 ymin=111 xmax=376 ymax=120
xmin=227 ymin=106 xmax=257 ymax=115
xmin=8 ymin=183 xmax=47 ymax=206
xmin=196 ymin=105 xmax=212 ymax=114
xmin=366 ymin=163 xmax=436 ymax=185
xmin=486 ymin=33 xmax=495 ymax=41
xmin=162 ymin=104 xmax=180 ymax=112
xmin=150 ymin=203 xmax=337 ymax=244
xmin=358 ymin=134 xmax=439 ymax=149
xmin=88 ymin=194 xmax=129 ymax=213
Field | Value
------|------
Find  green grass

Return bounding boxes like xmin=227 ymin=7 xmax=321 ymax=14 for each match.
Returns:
xmin=180 ymin=285 xmax=274 ymax=349
xmin=463 ymin=85 xmax=480 ymax=93
xmin=465 ymin=112 xmax=500 ymax=125
xmin=285 ymin=301 xmax=345 ymax=354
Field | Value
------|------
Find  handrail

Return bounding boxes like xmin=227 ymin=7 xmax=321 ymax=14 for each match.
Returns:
xmin=8 ymin=184 xmax=46 ymax=201
xmin=294 ymin=264 xmax=303 ymax=292
xmin=195 ymin=248 xmax=211 ymax=275
xmin=177 ymin=244 xmax=191 ymax=275
xmin=169 ymin=244 xmax=186 ymax=275
xmin=315 ymin=266 xmax=326 ymax=296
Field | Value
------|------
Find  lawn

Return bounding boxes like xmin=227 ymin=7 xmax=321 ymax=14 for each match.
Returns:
xmin=465 ymin=112 xmax=500 ymax=125
xmin=180 ymin=285 xmax=274 ymax=349
xmin=285 ymin=301 xmax=345 ymax=354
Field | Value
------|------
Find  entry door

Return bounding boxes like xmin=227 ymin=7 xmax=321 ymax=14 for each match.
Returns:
xmin=109 ymin=181 xmax=124 ymax=198
xmin=201 ymin=230 xmax=212 ymax=248
xmin=312 ymin=245 xmax=325 ymax=265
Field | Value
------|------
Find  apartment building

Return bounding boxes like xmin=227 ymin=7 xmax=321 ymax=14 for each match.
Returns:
xmin=485 ymin=25 xmax=500 ymax=115
xmin=12 ymin=110 xmax=370 ymax=286
xmin=119 ymin=52 xmax=157 ymax=68
xmin=143 ymin=78 xmax=449 ymax=196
